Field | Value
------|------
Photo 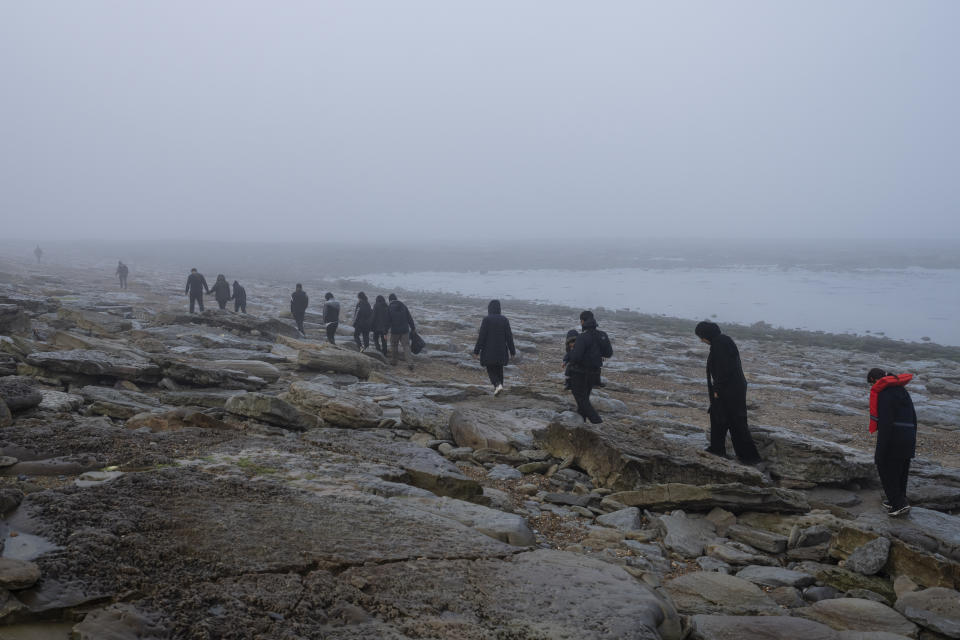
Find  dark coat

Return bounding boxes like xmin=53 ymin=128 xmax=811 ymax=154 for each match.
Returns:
xmin=210 ymin=279 xmax=231 ymax=303
xmin=874 ymin=385 xmax=917 ymax=459
xmin=185 ymin=272 xmax=209 ymax=296
xmin=567 ymin=318 xmax=605 ymax=373
xmin=353 ymin=299 xmax=373 ymax=330
xmin=323 ymin=299 xmax=341 ymax=324
xmin=705 ymin=332 xmax=748 ymax=411
xmin=290 ymin=290 xmax=309 ymax=317
xmin=474 ymin=300 xmax=516 ymax=366
xmin=371 ymin=299 xmax=389 ymax=333
xmin=231 ymin=282 xmax=246 ymax=306
xmin=387 ymin=300 xmax=415 ymax=334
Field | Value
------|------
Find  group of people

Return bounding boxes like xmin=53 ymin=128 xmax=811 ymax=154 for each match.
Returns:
xmin=185 ymin=269 xmax=246 ymax=313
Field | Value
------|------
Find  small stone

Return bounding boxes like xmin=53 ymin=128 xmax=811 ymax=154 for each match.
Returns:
xmin=797 ymin=524 xmax=834 ymax=548
xmin=804 ymin=585 xmax=840 ymax=602
xmin=517 ymin=461 xmax=551 ymax=474
xmin=595 ymin=507 xmax=641 ymax=532
xmin=486 ymin=464 xmax=522 ymax=481
xmin=845 ymin=537 xmax=890 ymax=576
xmin=736 ymin=565 xmax=816 ymax=589
xmin=0 ymin=557 xmax=41 ymax=590
xmin=770 ymin=586 xmax=806 ymax=608
xmin=516 ymin=484 xmax=539 ymax=495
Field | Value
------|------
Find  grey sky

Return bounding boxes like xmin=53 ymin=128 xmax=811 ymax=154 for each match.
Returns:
xmin=2 ymin=1 xmax=958 ymax=243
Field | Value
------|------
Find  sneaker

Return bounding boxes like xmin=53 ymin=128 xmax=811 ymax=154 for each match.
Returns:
xmin=887 ymin=504 xmax=911 ymax=517
xmin=588 ymin=415 xmax=603 ymax=424
xmin=881 ymin=500 xmax=892 ymax=510
xmin=494 ymin=384 xmax=503 ymax=396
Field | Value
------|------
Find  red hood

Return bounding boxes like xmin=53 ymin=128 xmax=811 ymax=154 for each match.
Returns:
xmin=868 ymin=373 xmax=913 ymax=433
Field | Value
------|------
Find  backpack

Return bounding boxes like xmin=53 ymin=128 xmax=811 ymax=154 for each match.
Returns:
xmin=410 ymin=330 xmax=426 ymax=354
xmin=595 ymin=330 xmax=613 ymax=359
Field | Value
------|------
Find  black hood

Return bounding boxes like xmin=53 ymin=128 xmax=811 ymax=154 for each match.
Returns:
xmin=582 ymin=318 xmax=598 ymax=331
xmin=695 ymin=321 xmax=722 ymax=340
xmin=566 ymin=329 xmax=580 ymax=340
xmin=488 ymin=299 xmax=501 ymax=315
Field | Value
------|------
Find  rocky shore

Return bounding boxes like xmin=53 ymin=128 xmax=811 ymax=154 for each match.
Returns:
xmin=1 ymin=255 xmax=959 ymax=639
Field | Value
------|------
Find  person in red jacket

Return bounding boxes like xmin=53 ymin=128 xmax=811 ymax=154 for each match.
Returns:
xmin=867 ymin=368 xmax=917 ymax=517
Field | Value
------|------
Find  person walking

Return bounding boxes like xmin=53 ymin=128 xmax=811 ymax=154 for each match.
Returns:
xmin=290 ymin=284 xmax=309 ymax=336
xmin=116 ymin=261 xmax=129 ymax=289
xmin=473 ymin=299 xmax=516 ymax=395
xmin=566 ymin=310 xmax=612 ymax=424
xmin=185 ymin=268 xmax=210 ymax=313
xmin=322 ymin=293 xmax=341 ymax=344
xmin=386 ymin=293 xmax=416 ymax=369
xmin=695 ymin=321 xmax=762 ymax=465
xmin=210 ymin=274 xmax=231 ymax=310
xmin=370 ymin=294 xmax=390 ymax=355
xmin=231 ymin=280 xmax=247 ymax=313
xmin=352 ymin=292 xmax=373 ymax=351
xmin=34 ymin=245 xmax=43 ymax=264
xmin=867 ymin=368 xmax=917 ymax=517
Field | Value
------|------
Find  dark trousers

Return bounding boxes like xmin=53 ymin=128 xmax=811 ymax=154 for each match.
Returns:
xmin=708 ymin=398 xmax=761 ymax=463
xmin=486 ymin=364 xmax=504 ymax=388
xmin=293 ymin=313 xmax=305 ymax=334
xmin=234 ymin=300 xmax=246 ymax=313
xmin=373 ymin=331 xmax=387 ymax=355
xmin=354 ymin=327 xmax=370 ymax=349
xmin=390 ymin=332 xmax=410 ymax=365
xmin=119 ymin=276 xmax=127 ymax=289
xmin=189 ymin=293 xmax=204 ymax=313
xmin=876 ymin=452 xmax=911 ymax=509
xmin=217 ymin=298 xmax=228 ymax=310
xmin=569 ymin=371 xmax=601 ymax=423
xmin=326 ymin=322 xmax=338 ymax=344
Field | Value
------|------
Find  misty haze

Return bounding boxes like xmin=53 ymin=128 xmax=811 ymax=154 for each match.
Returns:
xmin=1 ymin=3 xmax=960 ymax=639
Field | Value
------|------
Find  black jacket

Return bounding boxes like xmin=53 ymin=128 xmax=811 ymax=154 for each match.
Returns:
xmin=210 ymin=278 xmax=231 ymax=303
xmin=323 ymin=299 xmax=341 ymax=324
xmin=231 ymin=282 xmax=246 ymax=305
xmin=567 ymin=318 xmax=606 ymax=373
xmin=706 ymin=333 xmax=748 ymax=402
xmin=290 ymin=290 xmax=309 ymax=316
xmin=387 ymin=300 xmax=415 ymax=334
xmin=371 ymin=299 xmax=389 ymax=333
xmin=353 ymin=299 xmax=373 ymax=330
xmin=186 ymin=272 xmax=209 ymax=296
xmin=875 ymin=385 xmax=917 ymax=459
xmin=474 ymin=300 xmax=516 ymax=366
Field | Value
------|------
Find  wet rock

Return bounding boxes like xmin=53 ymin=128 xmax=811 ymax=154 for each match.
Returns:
xmin=72 ymin=603 xmax=169 ymax=640
xmin=2 ymin=454 xmax=105 ymax=477
xmin=0 ymin=558 xmax=41 ymax=590
xmin=0 ymin=376 xmax=42 ymax=411
xmin=449 ymin=408 xmax=546 ymax=454
xmin=689 ymin=614 xmax=841 ymax=640
xmin=657 ymin=511 xmax=717 ymax=557
xmin=664 ymin=571 xmax=780 ymax=615
xmin=25 ymin=349 xmax=162 ymax=384
xmin=845 ymin=536 xmax=891 ymax=576
xmin=399 ymin=397 xmax=454 ymax=439
xmin=735 ymin=565 xmax=816 ymax=588
xmin=895 ymin=587 xmax=960 ymax=638
xmin=796 ymin=598 xmax=918 ymax=637
xmin=126 ymin=408 xmax=234 ymax=432
xmin=727 ymin=524 xmax=788 ymax=554
xmin=224 ymin=392 xmax=316 ymax=431
xmin=297 ymin=346 xmax=385 ymax=379
xmin=596 ymin=507 xmax=642 ymax=532
xmin=608 ymin=482 xmax=809 ymax=514
xmin=287 ymin=380 xmax=383 ymax=429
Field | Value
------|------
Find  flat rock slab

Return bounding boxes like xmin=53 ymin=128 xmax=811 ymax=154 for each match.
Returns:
xmin=152 ymin=310 xmax=300 ymax=339
xmin=223 ymin=392 xmax=316 ymax=431
xmin=727 ymin=523 xmax=788 ymax=554
xmin=287 ymin=380 xmax=383 ymax=428
xmin=736 ymin=565 xmax=816 ymax=588
xmin=1 ymin=454 xmax=106 ymax=477
xmin=297 ymin=346 xmax=385 ymax=379
xmin=57 ymin=308 xmax=132 ymax=336
xmin=37 ymin=389 xmax=84 ymax=412
xmin=78 ymin=386 xmax=162 ymax=420
xmin=26 ymin=349 xmax=162 ymax=384
xmin=397 ymin=496 xmax=535 ymax=546
xmin=156 ymin=357 xmax=267 ymax=390
xmin=690 ymin=614 xmax=842 ymax=640
xmin=158 ymin=389 xmax=239 ymax=408
xmin=400 ymin=397 xmax=454 ymax=440
xmin=596 ymin=507 xmax=642 ymax=532
xmin=796 ymin=598 xmax=918 ymax=637
xmin=664 ymin=571 xmax=780 ymax=615
xmin=895 ymin=587 xmax=960 ymax=638
xmin=608 ymin=482 xmax=809 ymax=514
xmin=751 ymin=424 xmax=875 ymax=488
xmin=125 ymin=408 xmax=234 ymax=432
xmin=449 ymin=407 xmax=547 ymax=454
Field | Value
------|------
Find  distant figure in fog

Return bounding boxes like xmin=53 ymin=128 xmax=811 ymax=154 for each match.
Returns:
xmin=867 ymin=368 xmax=917 ymax=517
xmin=370 ymin=294 xmax=389 ymax=355
xmin=387 ymin=293 xmax=416 ymax=369
xmin=185 ymin=268 xmax=210 ymax=313
xmin=116 ymin=261 xmax=129 ymax=289
xmin=290 ymin=284 xmax=308 ymax=336
xmin=231 ymin=280 xmax=247 ymax=313
xmin=323 ymin=293 xmax=341 ymax=344
xmin=352 ymin=292 xmax=372 ymax=351
xmin=210 ymin=274 xmax=231 ymax=310
xmin=473 ymin=299 xmax=516 ymax=396
xmin=695 ymin=321 xmax=762 ymax=465
xmin=566 ymin=310 xmax=613 ymax=424
xmin=34 ymin=245 xmax=42 ymax=264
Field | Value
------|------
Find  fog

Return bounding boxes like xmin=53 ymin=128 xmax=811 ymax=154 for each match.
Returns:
xmin=2 ymin=1 xmax=958 ymax=244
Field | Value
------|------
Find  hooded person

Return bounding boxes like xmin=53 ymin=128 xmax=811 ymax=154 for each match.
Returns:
xmin=473 ymin=299 xmax=516 ymax=395
xmin=322 ymin=292 xmax=341 ymax=344
xmin=231 ymin=280 xmax=247 ymax=313
xmin=566 ymin=310 xmax=613 ymax=424
xmin=210 ymin=274 xmax=232 ymax=310
xmin=290 ymin=284 xmax=309 ymax=336
xmin=695 ymin=321 xmax=761 ymax=465
xmin=867 ymin=368 xmax=917 ymax=516
xmin=116 ymin=261 xmax=129 ymax=289
xmin=352 ymin=292 xmax=373 ymax=351
xmin=370 ymin=295 xmax=390 ymax=355
xmin=185 ymin=268 xmax=210 ymax=313
xmin=386 ymin=293 xmax=416 ymax=368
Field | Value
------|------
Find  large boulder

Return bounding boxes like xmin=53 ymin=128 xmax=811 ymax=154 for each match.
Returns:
xmin=223 ymin=392 xmax=316 ymax=431
xmin=664 ymin=571 xmax=780 ymax=615
xmin=0 ymin=376 xmax=42 ymax=412
xmin=296 ymin=346 xmax=386 ymax=379
xmin=449 ymin=408 xmax=547 ymax=454
xmin=25 ymin=350 xmax=162 ymax=384
xmin=607 ymin=482 xmax=809 ymax=514
xmin=895 ymin=587 xmax=960 ymax=638
xmin=657 ymin=511 xmax=718 ymax=557
xmin=287 ymin=380 xmax=383 ymax=429
xmin=751 ymin=424 xmax=875 ymax=488
xmin=156 ymin=357 xmax=267 ymax=390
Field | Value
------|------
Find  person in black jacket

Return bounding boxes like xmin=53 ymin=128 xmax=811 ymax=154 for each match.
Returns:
xmin=566 ymin=310 xmax=612 ymax=424
xmin=323 ymin=293 xmax=341 ymax=344
xmin=386 ymin=293 xmax=415 ymax=369
xmin=867 ymin=368 xmax=917 ymax=517
xmin=231 ymin=280 xmax=247 ymax=313
xmin=185 ymin=268 xmax=210 ymax=313
xmin=370 ymin=295 xmax=389 ymax=355
xmin=695 ymin=321 xmax=761 ymax=465
xmin=473 ymin=299 xmax=516 ymax=395
xmin=352 ymin=292 xmax=373 ymax=351
xmin=290 ymin=284 xmax=308 ymax=336
xmin=209 ymin=274 xmax=231 ymax=310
